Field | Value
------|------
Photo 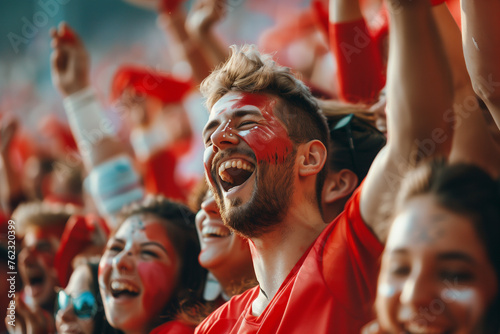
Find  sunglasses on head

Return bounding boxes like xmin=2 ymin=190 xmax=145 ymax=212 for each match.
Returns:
xmin=55 ymin=289 xmax=98 ymax=319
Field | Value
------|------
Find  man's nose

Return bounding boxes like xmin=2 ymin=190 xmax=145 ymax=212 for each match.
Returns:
xmin=211 ymin=122 xmax=239 ymax=151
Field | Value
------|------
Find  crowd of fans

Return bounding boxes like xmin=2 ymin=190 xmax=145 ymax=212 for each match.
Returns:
xmin=1 ymin=0 xmax=499 ymax=333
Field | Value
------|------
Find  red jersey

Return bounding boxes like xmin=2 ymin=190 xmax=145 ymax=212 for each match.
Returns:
xmin=195 ymin=185 xmax=383 ymax=334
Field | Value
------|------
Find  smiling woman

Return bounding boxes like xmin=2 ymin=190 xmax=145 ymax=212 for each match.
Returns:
xmin=372 ymin=160 xmax=500 ymax=334
xmin=98 ymin=195 xmax=205 ymax=334
xmin=190 ymin=181 xmax=256 ymax=296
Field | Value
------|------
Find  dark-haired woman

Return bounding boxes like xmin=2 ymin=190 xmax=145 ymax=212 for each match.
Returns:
xmin=365 ymin=161 xmax=500 ymax=333
xmin=98 ymin=196 xmax=205 ymax=334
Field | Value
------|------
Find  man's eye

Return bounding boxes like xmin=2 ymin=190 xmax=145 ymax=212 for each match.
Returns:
xmin=239 ymin=121 xmax=257 ymax=127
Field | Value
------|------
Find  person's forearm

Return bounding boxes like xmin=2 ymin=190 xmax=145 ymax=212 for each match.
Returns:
xmin=160 ymin=10 xmax=212 ymax=84
xmin=432 ymin=3 xmax=500 ymax=177
xmin=330 ymin=19 xmax=385 ymax=103
xmin=62 ymin=86 xmax=124 ymax=170
xmin=360 ymin=0 xmax=454 ymax=242
xmin=0 ymin=154 xmax=22 ymax=213
xmin=196 ymin=30 xmax=228 ymax=70
xmin=385 ymin=0 xmax=453 ymax=155
xmin=62 ymin=88 xmax=144 ymax=217
xmin=461 ymin=0 xmax=500 ymax=128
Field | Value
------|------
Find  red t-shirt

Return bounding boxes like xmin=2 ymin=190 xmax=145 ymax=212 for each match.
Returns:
xmin=195 ymin=185 xmax=383 ymax=334
xmin=150 ymin=320 xmax=195 ymax=334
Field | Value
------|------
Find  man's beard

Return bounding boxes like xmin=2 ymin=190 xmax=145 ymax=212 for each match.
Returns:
xmin=211 ymin=149 xmax=296 ymax=239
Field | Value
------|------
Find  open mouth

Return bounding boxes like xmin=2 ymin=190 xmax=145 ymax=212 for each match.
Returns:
xmin=25 ymin=270 xmax=46 ymax=298
xmin=110 ymin=280 xmax=140 ymax=298
xmin=218 ymin=158 xmax=255 ymax=192
xmin=28 ymin=275 xmax=45 ymax=286
xmin=201 ymin=225 xmax=232 ymax=238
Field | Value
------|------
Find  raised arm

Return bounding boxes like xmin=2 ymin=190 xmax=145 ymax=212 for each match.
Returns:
xmin=328 ymin=0 xmax=386 ymax=103
xmin=432 ymin=3 xmax=500 ymax=177
xmin=0 ymin=117 xmax=22 ymax=214
xmin=50 ymin=23 xmax=143 ymax=220
xmin=360 ymin=0 xmax=454 ymax=242
xmin=461 ymin=0 xmax=500 ymax=128
xmin=156 ymin=2 xmax=213 ymax=84
xmin=185 ymin=0 xmax=229 ymax=70
xmin=50 ymin=22 xmax=125 ymax=170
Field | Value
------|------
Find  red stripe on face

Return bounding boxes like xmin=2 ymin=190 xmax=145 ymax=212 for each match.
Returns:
xmin=230 ymin=93 xmax=293 ymax=164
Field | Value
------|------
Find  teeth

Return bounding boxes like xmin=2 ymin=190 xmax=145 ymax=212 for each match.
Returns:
xmin=218 ymin=158 xmax=255 ymax=182
xmin=111 ymin=281 xmax=139 ymax=294
xmin=202 ymin=225 xmax=231 ymax=238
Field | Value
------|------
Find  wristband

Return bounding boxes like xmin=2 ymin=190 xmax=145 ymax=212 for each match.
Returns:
xmin=85 ymin=155 xmax=144 ymax=215
xmin=63 ymin=87 xmax=117 ymax=150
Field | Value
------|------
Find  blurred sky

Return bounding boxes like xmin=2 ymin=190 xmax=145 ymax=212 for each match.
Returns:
xmin=0 ymin=0 xmax=310 ymax=130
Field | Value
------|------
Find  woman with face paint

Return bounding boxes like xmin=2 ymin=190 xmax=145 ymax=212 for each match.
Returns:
xmin=98 ymin=196 xmax=205 ymax=334
xmin=365 ymin=160 xmax=500 ymax=334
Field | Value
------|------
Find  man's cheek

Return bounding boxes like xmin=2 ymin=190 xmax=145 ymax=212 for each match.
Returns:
xmin=239 ymin=127 xmax=292 ymax=164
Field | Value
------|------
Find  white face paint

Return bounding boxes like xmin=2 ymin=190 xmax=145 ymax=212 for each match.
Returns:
xmin=377 ymin=283 xmax=396 ymax=298
xmin=441 ymin=288 xmax=474 ymax=303
xmin=375 ymin=195 xmax=499 ymax=334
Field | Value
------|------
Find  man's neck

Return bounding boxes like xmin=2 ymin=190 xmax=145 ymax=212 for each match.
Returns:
xmin=211 ymin=264 xmax=256 ymax=298
xmin=250 ymin=206 xmax=326 ymax=316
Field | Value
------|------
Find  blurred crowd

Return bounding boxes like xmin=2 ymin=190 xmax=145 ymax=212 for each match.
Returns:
xmin=0 ymin=0 xmax=499 ymax=333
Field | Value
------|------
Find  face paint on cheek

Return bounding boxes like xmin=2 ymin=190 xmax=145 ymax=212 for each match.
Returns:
xmin=442 ymin=288 xmax=484 ymax=330
xmin=231 ymin=94 xmax=293 ymax=164
xmin=377 ymin=283 xmax=397 ymax=298
xmin=138 ymin=262 xmax=175 ymax=315
xmin=441 ymin=288 xmax=476 ymax=303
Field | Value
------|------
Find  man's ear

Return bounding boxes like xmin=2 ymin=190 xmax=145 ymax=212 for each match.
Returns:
xmin=297 ymin=140 xmax=327 ymax=177
xmin=323 ymin=169 xmax=359 ymax=204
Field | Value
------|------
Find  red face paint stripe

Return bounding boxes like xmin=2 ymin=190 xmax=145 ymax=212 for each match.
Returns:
xmin=230 ymin=93 xmax=293 ymax=164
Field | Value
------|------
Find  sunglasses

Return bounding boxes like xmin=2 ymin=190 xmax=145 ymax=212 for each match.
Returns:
xmin=55 ymin=289 xmax=98 ymax=319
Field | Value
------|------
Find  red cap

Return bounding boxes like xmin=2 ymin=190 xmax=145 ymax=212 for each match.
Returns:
xmin=110 ymin=65 xmax=193 ymax=105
